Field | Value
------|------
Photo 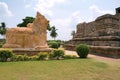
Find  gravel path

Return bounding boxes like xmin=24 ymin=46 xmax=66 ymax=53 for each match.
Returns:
xmin=65 ymin=50 xmax=120 ymax=62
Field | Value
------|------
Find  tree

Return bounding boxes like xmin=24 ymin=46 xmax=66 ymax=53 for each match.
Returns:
xmin=0 ymin=22 xmax=7 ymax=36
xmin=17 ymin=16 xmax=35 ymax=27
xmin=71 ymin=30 xmax=75 ymax=37
xmin=47 ymin=23 xmax=51 ymax=31
xmin=17 ymin=16 xmax=58 ymax=39
xmin=17 ymin=16 xmax=51 ymax=31
xmin=50 ymin=26 xmax=58 ymax=40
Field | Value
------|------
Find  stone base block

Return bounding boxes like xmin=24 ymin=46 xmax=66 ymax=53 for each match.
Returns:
xmin=12 ymin=48 xmax=52 ymax=56
xmin=63 ymin=44 xmax=120 ymax=58
xmin=90 ymin=46 xmax=120 ymax=58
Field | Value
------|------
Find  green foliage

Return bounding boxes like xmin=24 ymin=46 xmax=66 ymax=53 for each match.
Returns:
xmin=0 ymin=49 xmax=13 ymax=62
xmin=17 ymin=16 xmax=52 ymax=31
xmin=51 ymin=49 xmax=65 ymax=60
xmin=17 ymin=16 xmax=35 ymax=27
xmin=23 ymin=54 xmax=31 ymax=61
xmin=76 ymin=44 xmax=89 ymax=58
xmin=49 ymin=53 xmax=54 ymax=60
xmin=0 ymin=22 xmax=7 ymax=35
xmin=0 ymin=29 xmax=6 ymax=35
xmin=0 ymin=44 xmax=3 ymax=48
xmin=55 ymin=41 xmax=61 ymax=48
xmin=50 ymin=26 xmax=58 ymax=40
xmin=16 ymin=55 xmax=25 ymax=61
xmin=47 ymin=23 xmax=51 ymax=31
xmin=47 ymin=40 xmax=65 ymax=48
xmin=49 ymin=41 xmax=59 ymax=49
xmin=38 ymin=52 xmax=48 ymax=60
xmin=11 ymin=54 xmax=17 ymax=61
xmin=30 ymin=55 xmax=38 ymax=61
xmin=64 ymin=55 xmax=77 ymax=59
xmin=11 ymin=55 xmax=38 ymax=61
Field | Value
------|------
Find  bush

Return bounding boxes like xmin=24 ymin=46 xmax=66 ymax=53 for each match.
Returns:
xmin=51 ymin=49 xmax=65 ymax=60
xmin=23 ymin=54 xmax=30 ymax=61
xmin=0 ymin=44 xmax=3 ymax=48
xmin=11 ymin=55 xmax=38 ymax=61
xmin=11 ymin=54 xmax=17 ymax=61
xmin=48 ymin=40 xmax=63 ymax=46
xmin=49 ymin=53 xmax=54 ymax=60
xmin=55 ymin=41 xmax=61 ymax=48
xmin=76 ymin=44 xmax=89 ymax=58
xmin=49 ymin=42 xmax=59 ymax=49
xmin=38 ymin=52 xmax=48 ymax=60
xmin=30 ymin=55 xmax=38 ymax=61
xmin=16 ymin=55 xmax=24 ymax=61
xmin=0 ymin=49 xmax=13 ymax=62
xmin=64 ymin=55 xmax=77 ymax=59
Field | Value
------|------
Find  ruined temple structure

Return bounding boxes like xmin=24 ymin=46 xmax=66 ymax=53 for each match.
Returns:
xmin=64 ymin=7 xmax=120 ymax=58
xmin=3 ymin=12 xmax=49 ymax=50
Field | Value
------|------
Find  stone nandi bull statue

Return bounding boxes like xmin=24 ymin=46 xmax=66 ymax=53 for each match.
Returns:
xmin=3 ymin=12 xmax=49 ymax=49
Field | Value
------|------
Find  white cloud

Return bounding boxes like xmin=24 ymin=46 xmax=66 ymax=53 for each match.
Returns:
xmin=49 ymin=11 xmax=82 ymax=40
xmin=49 ymin=18 xmax=72 ymax=40
xmin=33 ymin=0 xmax=66 ymax=16
xmin=71 ymin=11 xmax=82 ymax=23
xmin=88 ymin=5 xmax=114 ymax=21
xmin=90 ymin=5 xmax=114 ymax=15
xmin=0 ymin=2 xmax=13 ymax=17
xmin=51 ymin=11 xmax=81 ymax=28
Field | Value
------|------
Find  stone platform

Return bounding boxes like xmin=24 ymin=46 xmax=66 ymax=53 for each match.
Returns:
xmin=63 ymin=44 xmax=120 ymax=58
xmin=12 ymin=48 xmax=52 ymax=56
xmin=90 ymin=46 xmax=120 ymax=58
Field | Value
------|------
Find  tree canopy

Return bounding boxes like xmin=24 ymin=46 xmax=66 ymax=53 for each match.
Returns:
xmin=0 ymin=22 xmax=7 ymax=36
xmin=50 ymin=26 xmax=58 ymax=40
xmin=17 ymin=16 xmax=35 ymax=27
xmin=17 ymin=16 xmax=58 ymax=39
xmin=17 ymin=16 xmax=51 ymax=31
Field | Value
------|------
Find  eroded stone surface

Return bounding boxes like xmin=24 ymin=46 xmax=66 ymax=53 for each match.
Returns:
xmin=64 ymin=7 xmax=120 ymax=58
xmin=3 ymin=12 xmax=49 ymax=49
xmin=67 ymin=7 xmax=120 ymax=47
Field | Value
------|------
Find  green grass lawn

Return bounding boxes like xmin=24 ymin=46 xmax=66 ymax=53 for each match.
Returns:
xmin=0 ymin=59 xmax=120 ymax=80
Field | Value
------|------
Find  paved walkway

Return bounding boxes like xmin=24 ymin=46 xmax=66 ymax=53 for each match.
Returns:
xmin=65 ymin=50 xmax=120 ymax=62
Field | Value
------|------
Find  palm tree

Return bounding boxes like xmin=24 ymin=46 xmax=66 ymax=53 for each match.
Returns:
xmin=50 ymin=26 xmax=58 ymax=40
xmin=47 ymin=23 xmax=51 ymax=31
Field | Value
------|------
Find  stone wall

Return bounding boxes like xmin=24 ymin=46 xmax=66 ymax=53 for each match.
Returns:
xmin=90 ymin=46 xmax=120 ymax=58
xmin=12 ymin=48 xmax=51 ymax=56
xmin=64 ymin=7 xmax=120 ymax=58
xmin=63 ymin=45 xmax=120 ymax=58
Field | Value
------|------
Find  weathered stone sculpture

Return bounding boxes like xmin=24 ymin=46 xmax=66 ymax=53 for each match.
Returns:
xmin=3 ymin=12 xmax=49 ymax=49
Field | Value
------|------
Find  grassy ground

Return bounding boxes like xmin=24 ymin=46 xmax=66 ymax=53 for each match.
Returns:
xmin=0 ymin=58 xmax=120 ymax=80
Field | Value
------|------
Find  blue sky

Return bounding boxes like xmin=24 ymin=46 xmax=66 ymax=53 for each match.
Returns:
xmin=0 ymin=0 xmax=120 ymax=40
